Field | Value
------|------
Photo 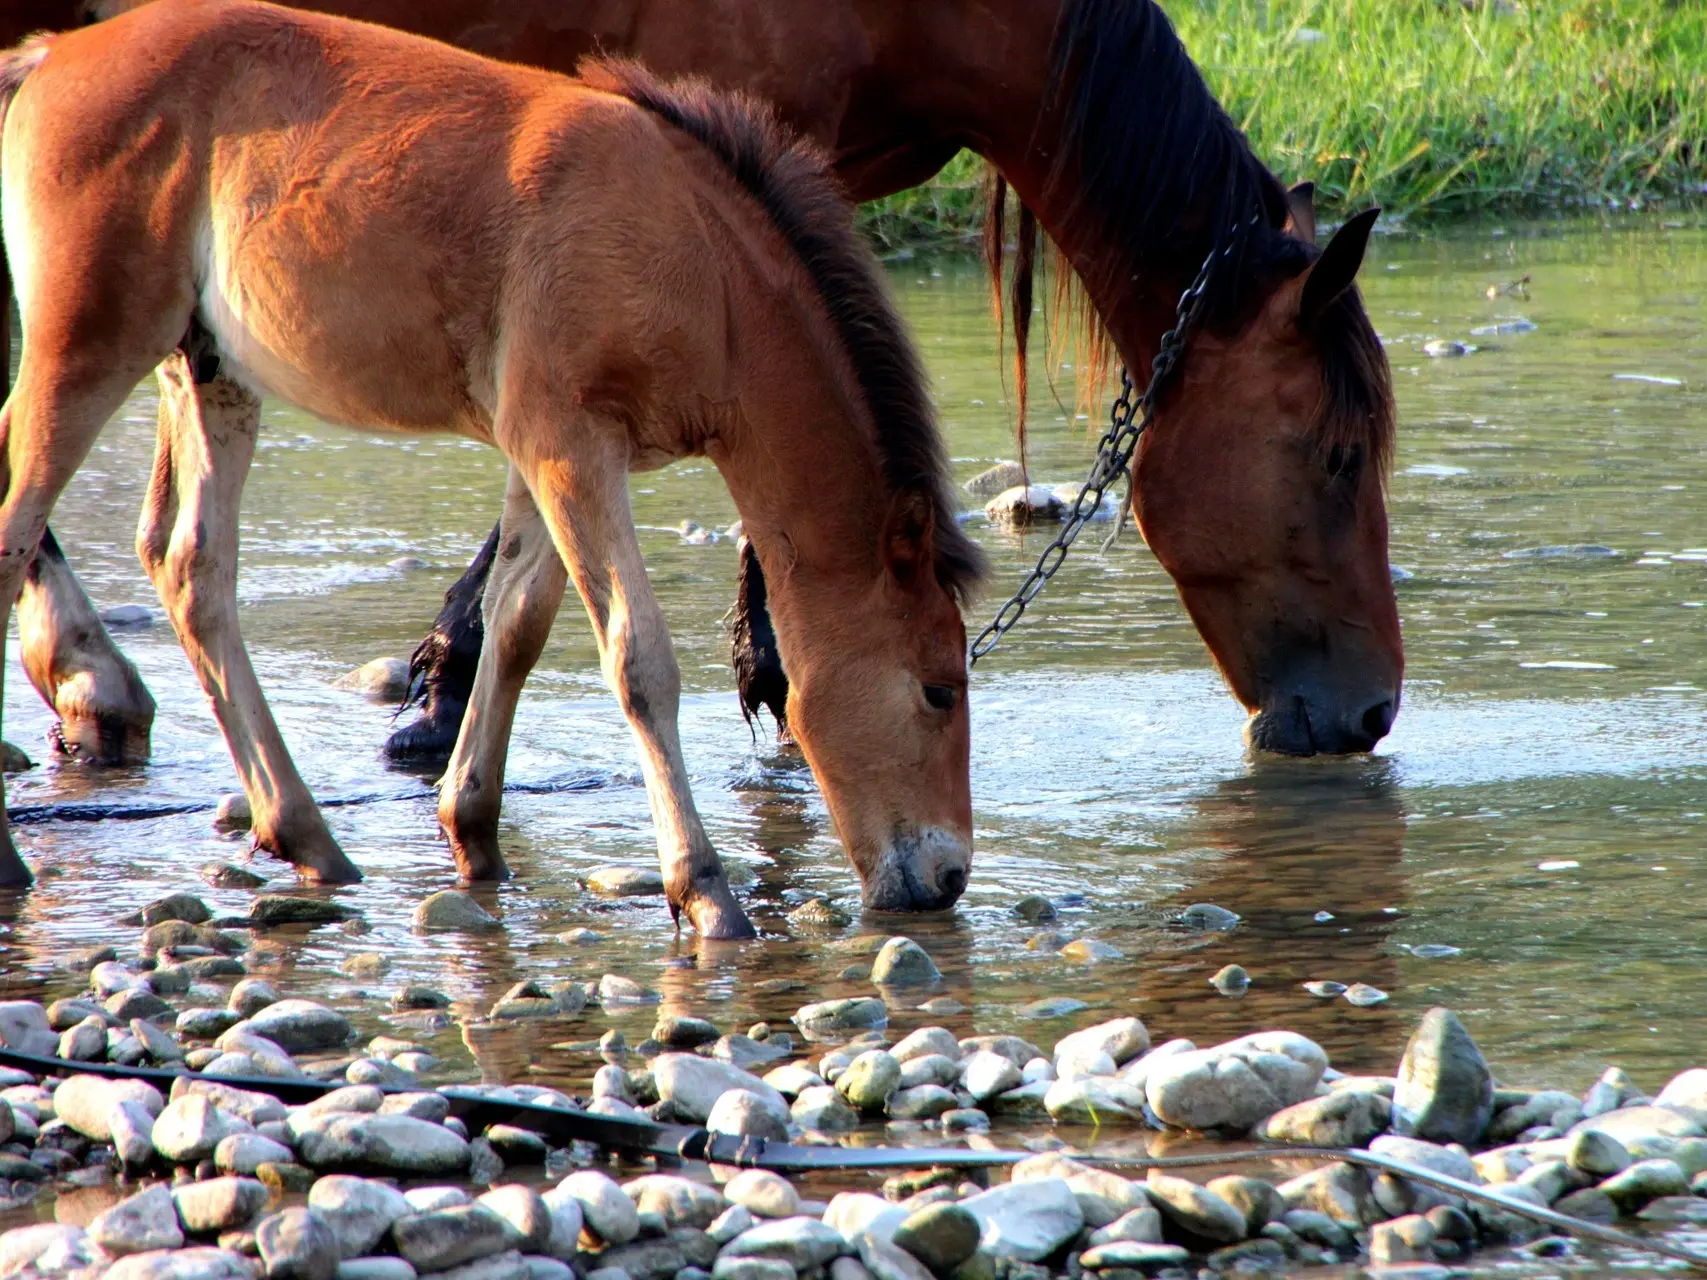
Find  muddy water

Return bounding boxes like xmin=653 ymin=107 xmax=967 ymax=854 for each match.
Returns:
xmin=2 ymin=215 xmax=1706 ymax=1193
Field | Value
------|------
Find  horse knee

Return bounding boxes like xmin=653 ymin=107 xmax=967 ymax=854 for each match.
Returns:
xmin=609 ymin=621 xmax=677 ymax=727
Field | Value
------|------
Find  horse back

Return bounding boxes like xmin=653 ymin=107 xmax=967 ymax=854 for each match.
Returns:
xmin=6 ymin=0 xmax=744 ymax=438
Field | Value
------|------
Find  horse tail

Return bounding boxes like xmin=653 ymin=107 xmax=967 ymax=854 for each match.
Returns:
xmin=730 ymin=536 xmax=789 ymax=740
xmin=982 ymin=171 xmax=1039 ymax=481
xmin=1 ymin=35 xmax=58 ymax=399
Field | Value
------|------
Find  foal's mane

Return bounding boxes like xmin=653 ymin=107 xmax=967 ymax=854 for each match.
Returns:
xmin=582 ymin=59 xmax=986 ymax=601
xmin=993 ymin=0 xmax=1394 ymax=474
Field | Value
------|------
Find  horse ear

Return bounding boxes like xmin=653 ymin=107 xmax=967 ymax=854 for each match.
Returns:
xmin=1299 ymin=206 xmax=1379 ymax=327
xmin=883 ymin=490 xmax=936 ymax=589
xmin=1284 ymin=181 xmax=1316 ymax=245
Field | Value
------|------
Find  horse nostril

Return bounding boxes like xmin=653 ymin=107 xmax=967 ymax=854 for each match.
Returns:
xmin=1361 ymin=698 xmax=1397 ymax=742
xmin=937 ymin=864 xmax=967 ymax=902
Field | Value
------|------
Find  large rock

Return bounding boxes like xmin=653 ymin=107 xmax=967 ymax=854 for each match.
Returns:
xmin=411 ymin=890 xmax=500 ymax=933
xmin=90 ymin=1185 xmax=186 ymax=1256
xmin=1570 ymin=1105 xmax=1705 ymax=1144
xmin=721 ymin=1217 xmax=847 ymax=1270
xmin=112 ymin=1097 xmax=160 ymax=1168
xmin=624 ymin=1175 xmax=725 ymax=1229
xmin=392 ymin=1205 xmax=515 ymax=1273
xmin=890 ymin=1202 xmax=979 ymax=1274
xmin=105 ymin=1247 xmax=259 ymax=1280
xmin=890 ymin=1028 xmax=960 ymax=1064
xmin=154 ymin=1095 xmax=252 ymax=1164
xmin=310 ymin=1176 xmax=414 ymax=1257
xmin=538 ymin=1183 xmax=585 ymax=1260
xmin=1044 ymin=1077 xmax=1144 ymax=1125
xmin=706 ymin=1089 xmax=789 ymax=1141
xmin=553 ymin=1171 xmax=639 ymax=1246
xmin=652 ymin=1054 xmax=788 ymax=1125
xmin=174 ymin=1177 xmax=270 ymax=1234
xmin=823 ymin=1194 xmax=908 ymax=1246
xmin=794 ymin=998 xmax=888 ymax=1036
xmin=837 ymin=1052 xmax=903 ymax=1112
xmin=53 ymin=1073 xmax=166 ymax=1141
xmin=1253 ymin=1089 xmax=1392 ymax=1146
xmin=258 ymin=1207 xmax=342 ymax=1280
xmin=1053 ymin=1018 xmax=1149 ymax=1068
xmin=244 ymin=1000 xmax=352 ymax=1052
xmin=1010 ymin=1154 xmax=1150 ymax=1223
xmin=291 ymin=1112 xmax=471 ymax=1175
xmin=959 ymin=1179 xmax=1083 ymax=1261
xmin=1656 ymin=1069 xmax=1707 ymax=1112
xmin=1392 ymin=1009 xmax=1493 ymax=1146
xmin=723 ymin=1171 xmax=799 ymax=1221
xmin=1368 ymin=1135 xmax=1478 ymax=1218
xmin=1146 ymin=1032 xmax=1327 ymax=1131
xmin=961 ymin=1052 xmax=1022 ymax=1103
xmin=477 ymin=1186 xmax=553 ymax=1254
xmin=0 ymin=1225 xmax=98 ymax=1277
xmin=791 ymin=1086 xmax=860 ymax=1132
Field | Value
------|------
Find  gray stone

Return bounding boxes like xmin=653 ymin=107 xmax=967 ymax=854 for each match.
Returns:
xmin=180 ymin=1008 xmax=244 ymax=1039
xmin=597 ymin=975 xmax=658 ymax=1005
xmin=291 ymin=1112 xmax=471 ymax=1174
xmin=792 ymin=1085 xmax=860 ymax=1131
xmin=652 ymin=1055 xmax=788 ymax=1125
xmin=555 ymin=1171 xmax=639 ymax=1246
xmin=58 ymin=1013 xmax=109 ymax=1061
xmin=1601 ymin=1158 xmax=1688 ymax=1211
xmin=1044 ymin=1077 xmax=1144 ymax=1125
xmin=1142 ymin=1173 xmax=1244 ymax=1243
xmin=890 ymin=1028 xmax=960 ymax=1064
xmin=244 ymin=1000 xmax=351 ymax=1052
xmin=723 ymin=1171 xmax=798 ymax=1220
xmin=1392 ymin=1008 xmax=1494 ymax=1146
xmin=963 ymin=461 xmax=1027 ymax=498
xmin=155 ymin=1094 xmax=251 ymax=1163
xmin=706 ymin=1089 xmax=789 ymax=1142
xmin=306 ymin=1085 xmax=386 ymax=1117
xmin=960 ymin=1052 xmax=1022 ymax=1103
xmin=338 ymin=1261 xmax=418 ymax=1280
xmin=229 ymin=980 xmax=281 ymax=1019
xmin=106 ymin=1247 xmax=261 ymax=1280
xmin=708 ymin=1205 xmax=757 ymax=1245
xmin=851 ymin=1233 xmax=932 ymax=1280
xmin=1253 ymin=1089 xmax=1391 ymax=1146
xmin=537 ymin=1185 xmax=584 ymax=1261
xmin=1204 ymin=1176 xmax=1283 ymax=1238
xmin=1567 ymin=1128 xmax=1631 ymax=1177
xmin=591 ymin=1243 xmax=680 ymax=1280
xmin=0 ymin=1224 xmax=98 ymax=1277
xmin=1085 ymin=1207 xmax=1164 ymax=1246
xmin=1077 ymin=1242 xmax=1189 ymax=1271
xmin=259 ymin=1208 xmax=343 ymax=1280
xmin=109 ymin=987 xmax=175 ymax=1021
xmin=112 ymin=1096 xmax=160 ymax=1168
xmin=625 ymin=1175 xmax=724 ymax=1230
xmin=887 ymin=1085 xmax=957 ymax=1120
xmin=176 ymin=1178 xmax=271 ymax=1234
xmin=1571 ymin=1104 xmax=1705 ymax=1144
xmin=1145 ymin=1032 xmax=1326 ymax=1132
xmin=1656 ymin=1068 xmax=1707 ymax=1111
xmin=891 ymin=1204 xmax=979 ymax=1273
xmin=710 ymin=1034 xmax=790 ymax=1072
xmin=215 ymin=1132 xmax=298 ymax=1176
xmin=412 ymin=891 xmax=499 ymax=932
xmin=586 ymin=866 xmax=666 ymax=897
xmin=897 ymin=1055 xmax=958 ymax=1090
xmin=143 ymin=892 xmax=213 ymax=927
xmin=185 ymin=1080 xmax=293 ymax=1126
xmin=983 ymin=1081 xmax=1051 ymax=1117
xmin=794 ymin=998 xmax=889 ymax=1035
xmin=721 ymin=1217 xmax=847 ymax=1270
xmin=91 ymin=1184 xmax=187 ymax=1256
xmin=392 ymin=1205 xmax=515 ymax=1272
xmin=1276 ymin=1162 xmax=1379 ymax=1227
xmin=54 ymin=1073 xmax=166 ymax=1140
xmin=711 ymin=1261 xmax=794 ymax=1280
xmin=870 ymin=938 xmax=940 ymax=986
xmin=478 ymin=1186 xmax=553 ymax=1253
xmin=310 ymin=1176 xmax=414 ymax=1258
xmin=133 ymin=1016 xmax=187 ymax=1062
xmin=1368 ymin=1136 xmax=1477 ymax=1218
xmin=248 ymin=896 xmax=355 ymax=926
xmin=1053 ymin=1018 xmax=1150 ymax=1068
xmin=838 ymin=1051 xmax=903 ymax=1111
xmin=959 ymin=1179 xmax=1083 ymax=1261
xmin=653 ymin=1017 xmax=721 ymax=1049
xmin=1209 ymin=965 xmax=1250 ymax=996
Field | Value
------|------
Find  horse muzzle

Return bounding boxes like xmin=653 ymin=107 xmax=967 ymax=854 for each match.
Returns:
xmin=860 ymin=827 xmax=971 ymax=911
xmin=1248 ymin=687 xmax=1399 ymax=756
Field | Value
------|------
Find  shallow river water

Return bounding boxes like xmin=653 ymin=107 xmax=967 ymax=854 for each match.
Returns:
xmin=2 ymin=213 xmax=1707 ymax=1264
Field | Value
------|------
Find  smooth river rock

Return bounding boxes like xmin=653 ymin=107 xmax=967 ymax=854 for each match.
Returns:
xmin=652 ymin=1054 xmax=788 ymax=1125
xmin=292 ymin=1112 xmax=472 ymax=1174
xmin=243 ymin=999 xmax=352 ymax=1053
xmin=310 ymin=1176 xmax=415 ymax=1257
xmin=174 ymin=1177 xmax=270 ymax=1234
xmin=391 ymin=1205 xmax=515 ymax=1273
xmin=258 ymin=1207 xmax=342 ymax=1280
xmin=53 ymin=1073 xmax=166 ymax=1141
xmin=552 ymin=1171 xmax=639 ymax=1246
xmin=869 ymin=938 xmax=940 ymax=986
xmin=959 ymin=1179 xmax=1083 ymax=1261
xmin=1392 ymin=1008 xmax=1494 ymax=1146
xmin=1146 ymin=1031 xmax=1327 ymax=1131
xmin=90 ymin=1185 xmax=186 ymax=1256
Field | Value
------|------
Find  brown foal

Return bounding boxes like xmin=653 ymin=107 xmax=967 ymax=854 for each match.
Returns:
xmin=0 ymin=0 xmax=985 ymax=933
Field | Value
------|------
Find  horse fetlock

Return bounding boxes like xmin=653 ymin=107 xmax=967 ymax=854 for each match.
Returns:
xmin=48 ymin=709 xmax=151 ymax=767
xmin=253 ymin=813 xmax=362 ymax=883
xmin=444 ymin=825 xmax=511 ymax=882
xmin=669 ymin=863 xmax=756 ymax=940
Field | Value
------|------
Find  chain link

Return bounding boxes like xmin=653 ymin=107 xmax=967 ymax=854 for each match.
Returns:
xmin=968 ymin=230 xmax=1231 ymax=665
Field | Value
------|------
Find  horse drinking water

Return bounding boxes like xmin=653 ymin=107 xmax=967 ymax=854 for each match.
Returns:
xmin=2 ymin=0 xmax=1402 ymax=774
xmin=0 ymin=0 xmax=985 ymax=935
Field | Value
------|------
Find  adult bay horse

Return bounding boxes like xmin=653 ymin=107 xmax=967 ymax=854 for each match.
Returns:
xmin=6 ymin=0 xmax=1402 ymax=769
xmin=0 ymin=0 xmax=988 ymax=938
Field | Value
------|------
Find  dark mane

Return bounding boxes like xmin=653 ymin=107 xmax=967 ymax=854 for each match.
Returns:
xmin=1032 ymin=0 xmax=1395 ymax=472
xmin=582 ymin=58 xmax=986 ymax=600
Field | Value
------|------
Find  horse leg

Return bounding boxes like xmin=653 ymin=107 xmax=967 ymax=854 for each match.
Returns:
xmin=381 ymin=520 xmax=497 ymax=765
xmin=513 ymin=440 xmax=754 ymax=940
xmin=437 ymin=468 xmax=564 ymax=881
xmin=0 ymin=368 xmax=142 ymax=887
xmin=137 ymin=350 xmax=361 ymax=882
xmin=16 ymin=527 xmax=157 ymax=764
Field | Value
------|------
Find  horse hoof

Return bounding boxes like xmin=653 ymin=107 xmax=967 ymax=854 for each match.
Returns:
xmin=0 ymin=848 xmax=35 ymax=889
xmin=380 ymin=704 xmax=465 ymax=766
xmin=685 ymin=891 xmax=757 ymax=940
xmin=267 ymin=835 xmax=364 ymax=884
xmin=49 ymin=715 xmax=151 ymax=767
xmin=448 ymin=839 xmax=512 ymax=883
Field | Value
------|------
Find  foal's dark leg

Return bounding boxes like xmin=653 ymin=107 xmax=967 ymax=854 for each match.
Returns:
xmin=731 ymin=536 xmax=790 ymax=740
xmin=381 ymin=521 xmax=499 ymax=764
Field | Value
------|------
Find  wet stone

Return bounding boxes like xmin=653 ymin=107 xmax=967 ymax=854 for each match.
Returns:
xmin=599 ymin=975 xmax=659 ymax=1005
xmin=1015 ymin=997 xmax=1087 ymax=1019
xmin=243 ymin=999 xmax=351 ymax=1052
xmin=963 ymin=460 xmax=1027 ymax=498
xmin=556 ymin=1171 xmax=640 ymax=1246
xmin=653 ymin=1017 xmax=721 ymax=1049
xmin=1058 ymin=939 xmax=1123 ymax=964
xmin=1393 ymin=1008 xmax=1494 ymax=1146
xmin=1209 ymin=965 xmax=1249 ymax=996
xmin=258 ymin=1207 xmax=342 ymax=1280
xmin=412 ymin=892 xmax=499 ymax=933
xmin=143 ymin=893 xmax=214 ymax=927
xmin=248 ymin=896 xmax=355 ymax=926
xmin=871 ymin=938 xmax=940 ymax=986
xmin=892 ymin=1204 xmax=979 ymax=1274
xmin=706 ymin=1089 xmax=789 ymax=1141
xmin=586 ymin=866 xmax=666 ymax=897
xmin=787 ymin=899 xmax=852 ymax=929
xmin=652 ymin=1054 xmax=788 ymax=1125
xmin=203 ymin=861 xmax=266 ymax=889
xmin=175 ymin=1177 xmax=271 ymax=1234
xmin=795 ymin=998 xmax=889 ymax=1035
xmin=838 ymin=1051 xmax=903 ymax=1111
xmin=92 ymin=1184 xmax=186 ymax=1255
xmin=1253 ymin=1088 xmax=1391 ymax=1146
xmin=721 ymin=1217 xmax=847 ymax=1270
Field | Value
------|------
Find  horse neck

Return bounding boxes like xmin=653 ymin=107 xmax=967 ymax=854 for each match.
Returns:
xmin=709 ymin=306 xmax=890 ymax=601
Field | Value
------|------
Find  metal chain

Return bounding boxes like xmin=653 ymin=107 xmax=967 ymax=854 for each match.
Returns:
xmin=968 ymin=226 xmax=1234 ymax=665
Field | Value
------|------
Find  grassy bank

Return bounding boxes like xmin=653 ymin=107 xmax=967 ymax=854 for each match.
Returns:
xmin=854 ymin=0 xmax=1707 ymax=244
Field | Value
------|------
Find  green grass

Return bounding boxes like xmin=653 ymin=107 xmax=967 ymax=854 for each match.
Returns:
xmin=854 ymin=0 xmax=1707 ymax=241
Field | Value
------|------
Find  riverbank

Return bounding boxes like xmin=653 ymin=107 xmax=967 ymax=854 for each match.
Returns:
xmin=855 ymin=0 xmax=1707 ymax=246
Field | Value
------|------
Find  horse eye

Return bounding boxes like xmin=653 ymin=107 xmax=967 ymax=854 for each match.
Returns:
xmin=1326 ymin=443 xmax=1363 ymax=483
xmin=923 ymin=684 xmax=958 ymax=712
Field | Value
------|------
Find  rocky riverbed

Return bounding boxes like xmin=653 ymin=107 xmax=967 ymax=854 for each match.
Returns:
xmin=3 ymin=889 xmax=1707 ymax=1280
